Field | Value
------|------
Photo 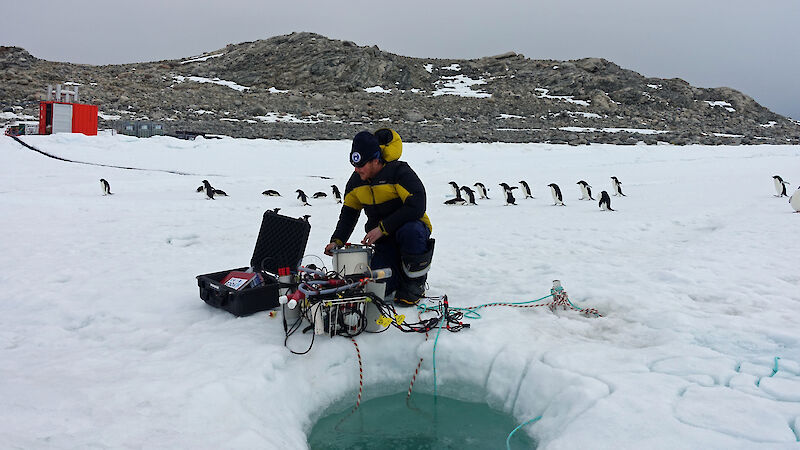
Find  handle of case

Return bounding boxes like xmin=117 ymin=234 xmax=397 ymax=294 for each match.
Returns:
xmin=207 ymin=285 xmax=230 ymax=307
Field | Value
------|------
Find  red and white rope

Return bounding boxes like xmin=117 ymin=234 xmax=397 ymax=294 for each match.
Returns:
xmin=334 ymin=338 xmax=365 ymax=430
xmin=350 ymin=337 xmax=363 ymax=413
xmin=406 ymin=310 xmax=431 ymax=401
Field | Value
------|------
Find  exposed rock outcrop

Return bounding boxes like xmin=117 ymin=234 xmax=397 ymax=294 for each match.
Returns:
xmin=2 ymin=33 xmax=798 ymax=144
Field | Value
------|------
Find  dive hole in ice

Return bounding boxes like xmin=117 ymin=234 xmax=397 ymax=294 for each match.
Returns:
xmin=307 ymin=390 xmax=537 ymax=449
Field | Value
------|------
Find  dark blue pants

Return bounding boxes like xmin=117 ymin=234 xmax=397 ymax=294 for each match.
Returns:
xmin=370 ymin=220 xmax=430 ymax=294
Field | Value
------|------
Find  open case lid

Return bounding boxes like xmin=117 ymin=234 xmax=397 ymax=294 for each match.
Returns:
xmin=250 ymin=211 xmax=311 ymax=273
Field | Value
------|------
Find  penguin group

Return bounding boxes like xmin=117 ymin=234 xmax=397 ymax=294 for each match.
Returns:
xmin=443 ymin=178 xmax=627 ymax=212
xmin=95 ymin=177 xmax=345 ymax=210
xmin=95 ymin=174 xmax=632 ymax=213
xmin=286 ymin=185 xmax=345 ymax=206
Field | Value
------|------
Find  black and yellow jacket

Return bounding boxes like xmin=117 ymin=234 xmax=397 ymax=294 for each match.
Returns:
xmin=330 ymin=160 xmax=432 ymax=246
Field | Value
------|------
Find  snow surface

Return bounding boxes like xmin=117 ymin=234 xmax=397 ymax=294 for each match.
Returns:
xmin=364 ymin=86 xmax=392 ymax=94
xmin=432 ymin=74 xmax=492 ymax=98
xmin=536 ymin=88 xmax=591 ymax=106
xmin=705 ymin=101 xmax=736 ymax=113
xmin=171 ymin=75 xmax=250 ymax=92
xmin=180 ymin=53 xmax=225 ymax=64
xmin=1 ymin=134 xmax=800 ymax=449
xmin=0 ymin=111 xmax=37 ymax=121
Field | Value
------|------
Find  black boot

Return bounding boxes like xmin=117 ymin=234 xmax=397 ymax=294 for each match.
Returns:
xmin=394 ymin=239 xmax=435 ymax=307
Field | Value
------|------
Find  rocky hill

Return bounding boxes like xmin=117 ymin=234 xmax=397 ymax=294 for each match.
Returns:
xmin=2 ymin=32 xmax=799 ymax=145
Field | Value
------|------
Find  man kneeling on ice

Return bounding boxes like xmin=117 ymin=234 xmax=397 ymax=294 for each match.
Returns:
xmin=324 ymin=129 xmax=434 ymax=306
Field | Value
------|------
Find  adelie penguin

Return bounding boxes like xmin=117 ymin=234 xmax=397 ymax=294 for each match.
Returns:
xmin=773 ymin=175 xmax=790 ymax=197
xmin=519 ymin=180 xmax=533 ymax=199
xmin=610 ymin=176 xmax=626 ymax=197
xmin=598 ymin=190 xmax=615 ymax=211
xmin=100 ymin=178 xmax=113 ymax=196
xmin=444 ymin=187 xmax=467 ymax=205
xmin=548 ymin=183 xmax=565 ymax=206
xmin=790 ymin=186 xmax=800 ymax=212
xmin=474 ymin=182 xmax=490 ymax=199
xmin=200 ymin=180 xmax=227 ymax=197
xmin=331 ymin=185 xmax=342 ymax=204
xmin=448 ymin=181 xmax=460 ymax=197
xmin=262 ymin=189 xmax=281 ymax=197
xmin=296 ymin=189 xmax=311 ymax=206
xmin=577 ymin=180 xmax=594 ymax=200
xmin=204 ymin=182 xmax=217 ymax=200
xmin=312 ymin=191 xmax=328 ymax=199
xmin=460 ymin=186 xmax=477 ymax=205
xmin=499 ymin=183 xmax=517 ymax=205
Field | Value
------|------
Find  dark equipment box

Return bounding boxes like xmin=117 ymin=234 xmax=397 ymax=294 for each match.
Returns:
xmin=196 ymin=211 xmax=311 ymax=316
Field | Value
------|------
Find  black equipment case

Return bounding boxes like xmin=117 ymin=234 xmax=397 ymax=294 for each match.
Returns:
xmin=196 ymin=211 xmax=310 ymax=316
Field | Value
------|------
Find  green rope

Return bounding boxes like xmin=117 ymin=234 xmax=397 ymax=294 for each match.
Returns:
xmin=427 ymin=293 xmax=580 ymax=401
xmin=506 ymin=415 xmax=541 ymax=449
xmin=418 ymin=294 xmax=554 ymax=318
xmin=428 ymin=294 xmax=556 ymax=398
xmin=432 ymin=306 xmax=445 ymax=398
xmin=770 ymin=356 xmax=781 ymax=377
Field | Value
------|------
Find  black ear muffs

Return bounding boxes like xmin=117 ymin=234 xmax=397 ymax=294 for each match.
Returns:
xmin=374 ymin=128 xmax=403 ymax=162
xmin=375 ymin=128 xmax=394 ymax=146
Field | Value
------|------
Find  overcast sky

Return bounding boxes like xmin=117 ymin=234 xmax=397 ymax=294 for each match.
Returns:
xmin=3 ymin=0 xmax=799 ymax=119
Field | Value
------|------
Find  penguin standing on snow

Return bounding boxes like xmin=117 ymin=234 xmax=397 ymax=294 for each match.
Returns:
xmin=790 ymin=186 xmax=800 ymax=212
xmin=100 ymin=178 xmax=113 ymax=196
xmin=200 ymin=179 xmax=227 ymax=197
xmin=598 ymin=190 xmax=615 ymax=211
xmin=773 ymin=175 xmax=790 ymax=197
xmin=548 ymin=183 xmax=565 ymax=206
xmin=444 ymin=187 xmax=467 ymax=205
xmin=262 ymin=189 xmax=281 ymax=197
xmin=296 ymin=189 xmax=311 ymax=206
xmin=611 ymin=176 xmax=626 ymax=197
xmin=577 ymin=180 xmax=594 ymax=200
xmin=474 ymin=182 xmax=490 ymax=199
xmin=204 ymin=182 xmax=216 ymax=200
xmin=499 ymin=183 xmax=517 ymax=205
xmin=460 ymin=186 xmax=477 ymax=205
xmin=331 ymin=185 xmax=342 ymax=204
xmin=448 ymin=181 xmax=460 ymax=197
xmin=519 ymin=180 xmax=534 ymax=199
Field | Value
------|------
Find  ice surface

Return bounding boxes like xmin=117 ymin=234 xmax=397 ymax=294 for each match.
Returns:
xmin=1 ymin=133 xmax=799 ymax=448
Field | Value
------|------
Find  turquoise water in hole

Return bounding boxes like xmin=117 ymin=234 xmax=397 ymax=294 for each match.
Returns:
xmin=308 ymin=392 xmax=537 ymax=449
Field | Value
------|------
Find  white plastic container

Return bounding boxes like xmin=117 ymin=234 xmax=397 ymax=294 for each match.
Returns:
xmin=331 ymin=245 xmax=373 ymax=276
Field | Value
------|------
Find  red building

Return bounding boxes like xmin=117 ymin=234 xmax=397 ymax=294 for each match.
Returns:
xmin=38 ymin=84 xmax=98 ymax=135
